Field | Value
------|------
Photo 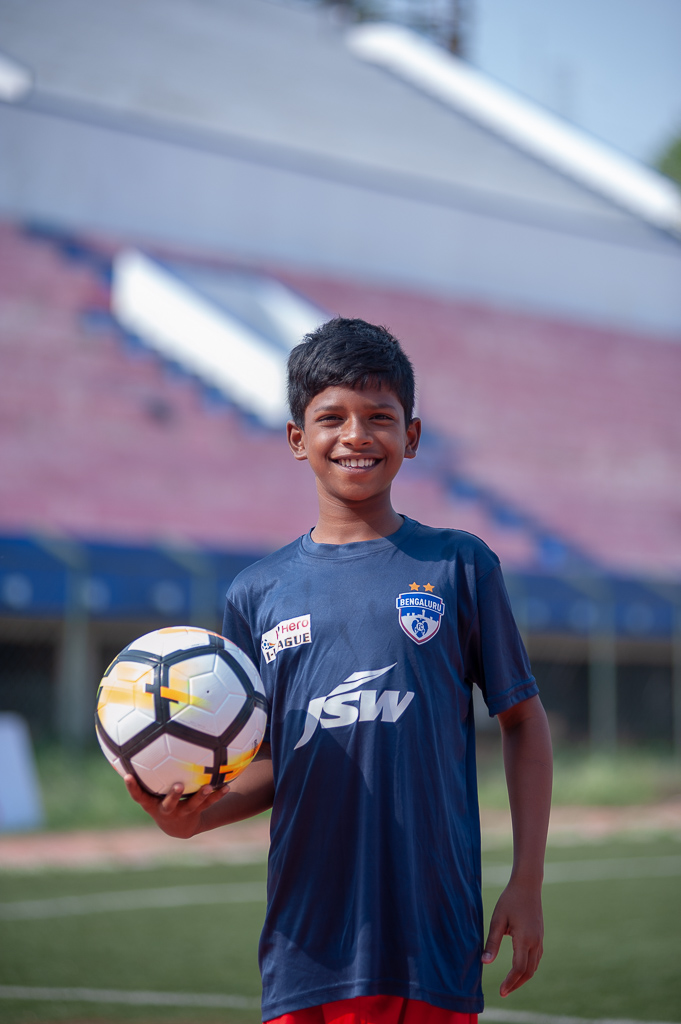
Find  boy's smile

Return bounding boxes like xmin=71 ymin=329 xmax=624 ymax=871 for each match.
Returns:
xmin=334 ymin=456 xmax=378 ymax=470
xmin=287 ymin=384 xmax=421 ymax=538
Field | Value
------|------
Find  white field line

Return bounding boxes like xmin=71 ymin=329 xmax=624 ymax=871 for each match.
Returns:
xmin=1 ymin=855 xmax=679 ymax=921
xmin=0 ymin=985 xmax=259 ymax=1008
xmin=480 ymin=1010 xmax=678 ymax=1024
xmin=483 ymin=855 xmax=681 ymax=887
xmin=0 ymin=880 xmax=265 ymax=919
xmin=0 ymin=989 xmax=676 ymax=1024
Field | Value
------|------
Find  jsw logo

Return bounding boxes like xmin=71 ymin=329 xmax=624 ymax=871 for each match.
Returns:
xmin=294 ymin=665 xmax=414 ymax=749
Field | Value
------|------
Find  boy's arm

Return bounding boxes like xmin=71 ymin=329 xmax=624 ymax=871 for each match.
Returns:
xmin=124 ymin=743 xmax=274 ymax=840
xmin=482 ymin=695 xmax=552 ymax=997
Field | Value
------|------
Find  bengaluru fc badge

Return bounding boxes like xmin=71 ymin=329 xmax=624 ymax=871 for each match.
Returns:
xmin=396 ymin=585 xmax=445 ymax=645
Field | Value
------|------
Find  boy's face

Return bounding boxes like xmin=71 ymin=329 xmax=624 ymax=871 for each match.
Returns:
xmin=287 ymin=384 xmax=421 ymax=509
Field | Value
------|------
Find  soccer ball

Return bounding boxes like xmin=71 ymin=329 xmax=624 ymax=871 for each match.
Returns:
xmin=95 ymin=626 xmax=267 ymax=796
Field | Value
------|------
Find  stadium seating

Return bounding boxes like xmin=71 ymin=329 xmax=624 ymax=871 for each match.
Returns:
xmin=1 ymin=222 xmax=680 ymax=578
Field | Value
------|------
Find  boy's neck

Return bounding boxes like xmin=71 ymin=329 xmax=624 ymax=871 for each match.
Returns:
xmin=310 ymin=491 xmax=404 ymax=545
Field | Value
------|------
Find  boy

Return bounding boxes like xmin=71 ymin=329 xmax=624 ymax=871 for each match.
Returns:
xmin=127 ymin=318 xmax=552 ymax=1024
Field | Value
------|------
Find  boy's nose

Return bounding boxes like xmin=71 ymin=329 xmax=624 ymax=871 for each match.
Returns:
xmin=340 ymin=416 xmax=373 ymax=446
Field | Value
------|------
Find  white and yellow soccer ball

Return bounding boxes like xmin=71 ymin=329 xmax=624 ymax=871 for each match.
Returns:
xmin=95 ymin=626 xmax=267 ymax=796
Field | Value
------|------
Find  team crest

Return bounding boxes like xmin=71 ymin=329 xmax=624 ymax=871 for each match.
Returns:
xmin=396 ymin=585 xmax=445 ymax=645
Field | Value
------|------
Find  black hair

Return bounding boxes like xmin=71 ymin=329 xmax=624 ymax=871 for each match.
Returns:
xmin=287 ymin=317 xmax=416 ymax=428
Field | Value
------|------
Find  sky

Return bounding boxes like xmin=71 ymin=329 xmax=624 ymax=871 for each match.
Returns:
xmin=469 ymin=0 xmax=681 ymax=166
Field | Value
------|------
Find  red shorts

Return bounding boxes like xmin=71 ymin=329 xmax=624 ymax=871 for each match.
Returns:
xmin=265 ymin=995 xmax=477 ymax=1024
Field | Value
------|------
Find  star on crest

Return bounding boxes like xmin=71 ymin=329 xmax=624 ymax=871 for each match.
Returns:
xmin=409 ymin=582 xmax=420 ymax=591
xmin=424 ymin=582 xmax=435 ymax=593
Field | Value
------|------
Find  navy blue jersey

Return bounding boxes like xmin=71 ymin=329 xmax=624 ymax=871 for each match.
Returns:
xmin=222 ymin=517 xmax=537 ymax=1019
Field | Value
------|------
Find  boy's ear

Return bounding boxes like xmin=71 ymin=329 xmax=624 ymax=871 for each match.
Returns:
xmin=287 ymin=420 xmax=308 ymax=461
xmin=404 ymin=417 xmax=421 ymax=460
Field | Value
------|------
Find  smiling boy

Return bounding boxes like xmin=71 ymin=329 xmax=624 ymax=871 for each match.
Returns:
xmin=127 ymin=317 xmax=552 ymax=1024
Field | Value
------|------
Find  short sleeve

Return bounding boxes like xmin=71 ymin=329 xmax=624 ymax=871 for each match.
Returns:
xmin=222 ymin=595 xmax=260 ymax=670
xmin=465 ymin=564 xmax=538 ymax=716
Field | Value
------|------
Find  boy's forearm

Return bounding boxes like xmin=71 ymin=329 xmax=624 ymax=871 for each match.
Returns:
xmin=482 ymin=697 xmax=550 ymax=995
xmin=498 ymin=695 xmax=553 ymax=885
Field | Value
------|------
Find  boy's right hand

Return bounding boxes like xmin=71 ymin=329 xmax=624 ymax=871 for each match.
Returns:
xmin=124 ymin=775 xmax=227 ymax=839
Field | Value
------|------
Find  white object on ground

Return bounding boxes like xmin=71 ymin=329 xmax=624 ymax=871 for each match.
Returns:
xmin=0 ymin=713 xmax=44 ymax=832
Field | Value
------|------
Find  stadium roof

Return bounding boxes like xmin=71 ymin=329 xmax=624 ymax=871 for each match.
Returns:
xmin=0 ymin=0 xmax=679 ymax=249
xmin=348 ymin=23 xmax=681 ymax=236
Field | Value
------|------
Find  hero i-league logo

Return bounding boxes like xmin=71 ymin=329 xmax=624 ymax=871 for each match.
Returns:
xmin=396 ymin=582 xmax=445 ymax=644
xmin=261 ymin=614 xmax=312 ymax=664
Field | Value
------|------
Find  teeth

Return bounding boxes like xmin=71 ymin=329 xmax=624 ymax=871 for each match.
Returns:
xmin=338 ymin=458 xmax=376 ymax=468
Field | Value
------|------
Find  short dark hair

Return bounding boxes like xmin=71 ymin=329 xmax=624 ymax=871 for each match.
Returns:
xmin=287 ymin=317 xmax=416 ymax=428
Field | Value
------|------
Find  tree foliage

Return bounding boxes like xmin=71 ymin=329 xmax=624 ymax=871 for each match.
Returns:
xmin=657 ymin=132 xmax=681 ymax=188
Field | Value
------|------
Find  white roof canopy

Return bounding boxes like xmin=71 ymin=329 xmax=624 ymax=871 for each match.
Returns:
xmin=347 ymin=23 xmax=681 ymax=238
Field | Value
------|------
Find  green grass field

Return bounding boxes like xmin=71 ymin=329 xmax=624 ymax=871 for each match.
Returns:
xmin=1 ymin=837 xmax=680 ymax=1024
xmin=8 ymin=744 xmax=678 ymax=1022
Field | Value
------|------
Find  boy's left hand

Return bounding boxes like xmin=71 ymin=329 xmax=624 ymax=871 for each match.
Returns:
xmin=481 ymin=878 xmax=544 ymax=997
